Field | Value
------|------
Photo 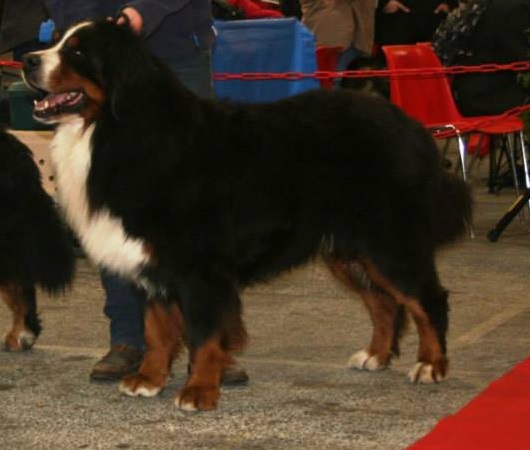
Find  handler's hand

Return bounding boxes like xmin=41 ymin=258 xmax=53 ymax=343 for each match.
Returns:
xmin=383 ymin=0 xmax=411 ymax=14
xmin=434 ymin=3 xmax=450 ymax=14
xmin=117 ymin=7 xmax=144 ymax=34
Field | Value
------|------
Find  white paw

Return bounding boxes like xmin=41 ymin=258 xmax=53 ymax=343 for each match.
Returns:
xmin=175 ymin=395 xmax=198 ymax=412
xmin=408 ymin=363 xmax=446 ymax=384
xmin=347 ymin=350 xmax=385 ymax=371
xmin=118 ymin=381 xmax=161 ymax=397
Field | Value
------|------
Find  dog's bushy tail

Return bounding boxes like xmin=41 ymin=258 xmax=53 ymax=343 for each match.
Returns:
xmin=431 ymin=170 xmax=473 ymax=247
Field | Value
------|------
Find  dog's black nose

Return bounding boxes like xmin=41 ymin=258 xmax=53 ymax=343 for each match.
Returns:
xmin=23 ymin=54 xmax=42 ymax=71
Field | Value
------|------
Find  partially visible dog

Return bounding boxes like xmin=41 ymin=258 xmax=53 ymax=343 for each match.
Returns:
xmin=23 ymin=20 xmax=472 ymax=411
xmin=340 ymin=56 xmax=390 ymax=99
xmin=0 ymin=125 xmax=75 ymax=350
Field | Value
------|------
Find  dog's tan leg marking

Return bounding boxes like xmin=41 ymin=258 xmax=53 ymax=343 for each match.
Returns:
xmin=0 ymin=283 xmax=36 ymax=351
xmin=361 ymin=259 xmax=448 ymax=383
xmin=176 ymin=335 xmax=232 ymax=411
xmin=326 ymin=259 xmax=403 ymax=371
xmin=119 ymin=302 xmax=184 ymax=397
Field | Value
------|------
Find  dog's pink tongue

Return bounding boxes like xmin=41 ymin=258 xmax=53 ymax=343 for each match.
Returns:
xmin=34 ymin=92 xmax=83 ymax=112
xmin=34 ymin=93 xmax=69 ymax=111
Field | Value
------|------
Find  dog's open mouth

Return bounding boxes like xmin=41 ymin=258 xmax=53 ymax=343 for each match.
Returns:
xmin=33 ymin=91 xmax=87 ymax=119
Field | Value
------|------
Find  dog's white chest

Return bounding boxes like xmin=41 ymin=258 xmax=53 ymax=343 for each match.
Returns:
xmin=51 ymin=121 xmax=149 ymax=278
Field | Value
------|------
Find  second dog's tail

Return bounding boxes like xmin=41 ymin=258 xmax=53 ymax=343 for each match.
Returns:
xmin=431 ymin=170 xmax=473 ymax=247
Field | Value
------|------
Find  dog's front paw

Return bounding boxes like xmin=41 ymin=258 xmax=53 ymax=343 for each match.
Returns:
xmin=2 ymin=330 xmax=36 ymax=351
xmin=119 ymin=373 xmax=165 ymax=397
xmin=408 ymin=359 xmax=448 ymax=384
xmin=347 ymin=349 xmax=388 ymax=371
xmin=175 ymin=386 xmax=220 ymax=411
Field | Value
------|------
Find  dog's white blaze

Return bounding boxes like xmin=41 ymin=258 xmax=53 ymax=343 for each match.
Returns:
xmin=23 ymin=22 xmax=92 ymax=89
xmin=51 ymin=120 xmax=149 ymax=278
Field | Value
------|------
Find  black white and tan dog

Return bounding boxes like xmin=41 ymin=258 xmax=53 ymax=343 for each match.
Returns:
xmin=0 ymin=125 xmax=75 ymax=351
xmin=22 ymin=20 xmax=472 ymax=411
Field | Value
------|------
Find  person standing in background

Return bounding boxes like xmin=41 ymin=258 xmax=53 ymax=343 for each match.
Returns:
xmin=375 ymin=0 xmax=458 ymax=46
xmin=301 ymin=0 xmax=377 ymax=76
xmin=433 ymin=0 xmax=530 ymax=116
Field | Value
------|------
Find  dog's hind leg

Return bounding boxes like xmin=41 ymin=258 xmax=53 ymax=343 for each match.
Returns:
xmin=325 ymin=258 xmax=407 ymax=371
xmin=1 ymin=282 xmax=41 ymax=351
xmin=119 ymin=302 xmax=185 ymax=397
xmin=360 ymin=258 xmax=449 ymax=383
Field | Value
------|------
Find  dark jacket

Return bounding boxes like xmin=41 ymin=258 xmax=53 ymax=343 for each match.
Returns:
xmin=451 ymin=0 xmax=530 ymax=116
xmin=377 ymin=0 xmax=458 ymax=14
xmin=375 ymin=0 xmax=459 ymax=45
xmin=43 ymin=0 xmax=215 ymax=60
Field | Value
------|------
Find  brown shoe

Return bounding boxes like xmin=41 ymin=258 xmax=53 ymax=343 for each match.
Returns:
xmin=185 ymin=362 xmax=250 ymax=385
xmin=221 ymin=363 xmax=249 ymax=385
xmin=90 ymin=345 xmax=144 ymax=382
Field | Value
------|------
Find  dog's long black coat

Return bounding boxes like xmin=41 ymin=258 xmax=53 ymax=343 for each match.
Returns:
xmin=71 ymin=23 xmax=472 ymax=348
xmin=0 ymin=126 xmax=75 ymax=343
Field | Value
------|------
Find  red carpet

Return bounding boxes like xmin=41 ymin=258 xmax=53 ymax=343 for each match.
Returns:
xmin=409 ymin=358 xmax=530 ymax=450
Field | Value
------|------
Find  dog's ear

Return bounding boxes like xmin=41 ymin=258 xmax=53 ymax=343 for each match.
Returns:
xmin=110 ymin=71 xmax=158 ymax=122
xmin=110 ymin=82 xmax=137 ymax=122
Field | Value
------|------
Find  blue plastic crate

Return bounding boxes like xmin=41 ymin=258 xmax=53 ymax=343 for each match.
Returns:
xmin=213 ymin=18 xmax=319 ymax=103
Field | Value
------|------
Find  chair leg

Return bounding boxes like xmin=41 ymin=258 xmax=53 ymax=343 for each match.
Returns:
xmin=507 ymin=133 xmax=521 ymax=196
xmin=455 ymin=130 xmax=468 ymax=182
xmin=488 ymin=138 xmax=498 ymax=193
xmin=454 ymin=131 xmax=475 ymax=238
xmin=467 ymin=134 xmax=484 ymax=176
xmin=518 ymin=131 xmax=530 ymax=215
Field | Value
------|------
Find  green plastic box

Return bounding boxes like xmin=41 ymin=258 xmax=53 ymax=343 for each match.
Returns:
xmin=7 ymin=81 xmax=51 ymax=130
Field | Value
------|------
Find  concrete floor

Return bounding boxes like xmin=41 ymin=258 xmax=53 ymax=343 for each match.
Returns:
xmin=1 ymin=158 xmax=530 ymax=450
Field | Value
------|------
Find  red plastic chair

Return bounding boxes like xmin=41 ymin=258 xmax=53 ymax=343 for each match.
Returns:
xmin=315 ymin=46 xmax=342 ymax=90
xmin=382 ymin=43 xmax=529 ymax=190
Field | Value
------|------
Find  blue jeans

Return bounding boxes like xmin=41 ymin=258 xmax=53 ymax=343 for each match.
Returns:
xmin=334 ymin=45 xmax=361 ymax=88
xmin=101 ymin=270 xmax=146 ymax=349
xmin=101 ymin=47 xmax=213 ymax=350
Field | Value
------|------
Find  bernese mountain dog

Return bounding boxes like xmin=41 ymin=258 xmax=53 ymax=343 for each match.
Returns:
xmin=0 ymin=125 xmax=75 ymax=351
xmin=22 ymin=20 xmax=472 ymax=411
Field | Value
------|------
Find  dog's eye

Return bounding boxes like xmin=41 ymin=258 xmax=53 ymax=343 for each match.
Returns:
xmin=64 ymin=36 xmax=84 ymax=58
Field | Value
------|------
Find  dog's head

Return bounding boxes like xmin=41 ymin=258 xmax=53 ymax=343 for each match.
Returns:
xmin=22 ymin=20 xmax=162 ymax=124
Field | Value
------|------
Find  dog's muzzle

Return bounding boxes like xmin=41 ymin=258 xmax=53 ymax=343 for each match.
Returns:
xmin=21 ymin=53 xmax=44 ymax=91
xmin=21 ymin=52 xmax=88 ymax=122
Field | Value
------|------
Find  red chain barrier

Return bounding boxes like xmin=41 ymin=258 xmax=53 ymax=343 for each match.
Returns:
xmin=214 ymin=61 xmax=530 ymax=81
xmin=0 ymin=61 xmax=23 ymax=69
xmin=212 ymin=60 xmax=530 ymax=140
xmin=3 ymin=59 xmax=528 ymax=79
